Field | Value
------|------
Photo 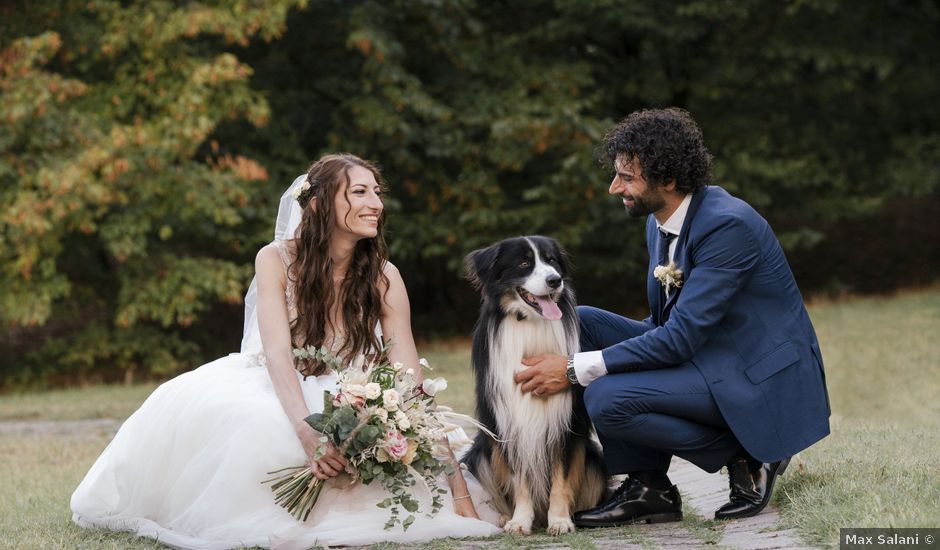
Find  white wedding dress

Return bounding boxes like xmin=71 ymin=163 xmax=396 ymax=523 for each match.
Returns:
xmin=71 ymin=241 xmax=502 ymax=549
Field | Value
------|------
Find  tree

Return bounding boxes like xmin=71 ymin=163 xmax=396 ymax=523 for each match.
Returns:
xmin=1 ymin=0 xmax=305 ymax=386
xmin=239 ymin=0 xmax=939 ymax=316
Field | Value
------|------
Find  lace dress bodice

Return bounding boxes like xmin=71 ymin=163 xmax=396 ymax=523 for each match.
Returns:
xmin=245 ymin=241 xmax=345 ymax=370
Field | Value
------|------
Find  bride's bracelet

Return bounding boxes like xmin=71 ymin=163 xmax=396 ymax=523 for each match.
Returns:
xmin=452 ymin=494 xmax=472 ymax=501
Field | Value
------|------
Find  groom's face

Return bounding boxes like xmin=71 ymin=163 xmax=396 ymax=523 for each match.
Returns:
xmin=609 ymin=154 xmax=666 ymax=218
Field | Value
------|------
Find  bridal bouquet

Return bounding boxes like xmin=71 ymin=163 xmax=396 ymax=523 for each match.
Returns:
xmin=265 ymin=344 xmax=466 ymax=530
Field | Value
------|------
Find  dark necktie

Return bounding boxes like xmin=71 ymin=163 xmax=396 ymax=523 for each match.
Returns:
xmin=658 ymin=229 xmax=676 ymax=268
xmin=657 ymin=230 xmax=677 ymax=316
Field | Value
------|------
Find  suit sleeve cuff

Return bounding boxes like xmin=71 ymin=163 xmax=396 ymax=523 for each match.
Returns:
xmin=573 ymin=351 xmax=607 ymax=386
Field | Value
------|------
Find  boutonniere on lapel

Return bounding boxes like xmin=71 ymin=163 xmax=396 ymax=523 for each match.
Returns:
xmin=653 ymin=262 xmax=684 ymax=293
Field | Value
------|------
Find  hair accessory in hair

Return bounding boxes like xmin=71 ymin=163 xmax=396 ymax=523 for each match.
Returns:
xmin=292 ymin=180 xmax=312 ymax=201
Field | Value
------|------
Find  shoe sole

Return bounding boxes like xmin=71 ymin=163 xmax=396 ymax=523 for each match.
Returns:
xmin=574 ymin=511 xmax=683 ymax=528
xmin=714 ymin=458 xmax=791 ymax=521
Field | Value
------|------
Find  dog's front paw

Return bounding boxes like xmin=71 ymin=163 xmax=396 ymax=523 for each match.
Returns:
xmin=497 ymin=514 xmax=510 ymax=528
xmin=503 ymin=519 xmax=532 ymax=535
xmin=547 ymin=516 xmax=576 ymax=536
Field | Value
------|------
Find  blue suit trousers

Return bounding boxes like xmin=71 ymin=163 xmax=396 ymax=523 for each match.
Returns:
xmin=579 ymin=306 xmax=741 ymax=474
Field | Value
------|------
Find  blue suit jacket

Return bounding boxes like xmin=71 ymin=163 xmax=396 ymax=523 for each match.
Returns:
xmin=601 ymin=186 xmax=830 ymax=462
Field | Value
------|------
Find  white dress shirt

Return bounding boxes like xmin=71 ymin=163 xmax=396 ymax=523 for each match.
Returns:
xmin=573 ymin=194 xmax=692 ymax=386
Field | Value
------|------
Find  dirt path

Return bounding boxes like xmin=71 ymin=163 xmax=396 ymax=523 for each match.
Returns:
xmin=665 ymin=457 xmax=813 ymax=549
xmin=498 ymin=458 xmax=813 ymax=549
xmin=0 ymin=418 xmax=123 ymax=436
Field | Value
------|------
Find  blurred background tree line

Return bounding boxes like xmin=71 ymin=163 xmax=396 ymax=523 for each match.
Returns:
xmin=2 ymin=0 xmax=938 ymax=389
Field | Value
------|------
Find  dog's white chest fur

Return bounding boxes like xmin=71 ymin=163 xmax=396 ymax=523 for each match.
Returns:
xmin=487 ymin=315 xmax=574 ymax=489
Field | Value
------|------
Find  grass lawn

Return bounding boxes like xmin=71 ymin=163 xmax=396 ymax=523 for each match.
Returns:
xmin=775 ymin=288 xmax=940 ymax=545
xmin=1 ymin=287 xmax=938 ymax=549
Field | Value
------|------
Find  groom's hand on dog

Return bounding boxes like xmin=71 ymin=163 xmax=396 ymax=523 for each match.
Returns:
xmin=515 ymin=353 xmax=570 ymax=397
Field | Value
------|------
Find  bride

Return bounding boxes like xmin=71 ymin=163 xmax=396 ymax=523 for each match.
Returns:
xmin=71 ymin=153 xmax=502 ymax=548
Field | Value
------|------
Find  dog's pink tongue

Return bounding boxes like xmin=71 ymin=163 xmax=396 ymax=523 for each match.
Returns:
xmin=535 ymin=296 xmax=563 ymax=320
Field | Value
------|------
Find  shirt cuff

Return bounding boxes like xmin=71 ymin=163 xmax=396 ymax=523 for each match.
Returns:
xmin=573 ymin=351 xmax=607 ymax=386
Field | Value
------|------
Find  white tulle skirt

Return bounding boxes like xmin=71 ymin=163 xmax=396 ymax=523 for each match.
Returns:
xmin=70 ymin=353 xmax=502 ymax=549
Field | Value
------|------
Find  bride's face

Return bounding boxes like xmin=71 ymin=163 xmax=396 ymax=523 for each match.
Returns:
xmin=333 ymin=165 xmax=384 ymax=240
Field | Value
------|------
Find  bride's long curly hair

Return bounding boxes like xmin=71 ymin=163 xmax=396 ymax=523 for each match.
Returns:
xmin=290 ymin=154 xmax=389 ymax=374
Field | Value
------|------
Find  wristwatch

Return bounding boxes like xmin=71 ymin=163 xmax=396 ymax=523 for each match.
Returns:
xmin=565 ymin=354 xmax=579 ymax=385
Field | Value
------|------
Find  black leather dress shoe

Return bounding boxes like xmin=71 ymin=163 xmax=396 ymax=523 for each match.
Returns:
xmin=573 ymin=477 xmax=682 ymax=527
xmin=714 ymin=456 xmax=790 ymax=520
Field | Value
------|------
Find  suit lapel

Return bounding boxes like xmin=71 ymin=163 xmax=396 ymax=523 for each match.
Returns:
xmin=645 ymin=217 xmax=663 ymax=325
xmin=661 ymin=188 xmax=708 ymax=322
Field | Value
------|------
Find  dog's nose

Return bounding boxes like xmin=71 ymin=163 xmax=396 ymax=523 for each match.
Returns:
xmin=546 ymin=275 xmax=562 ymax=289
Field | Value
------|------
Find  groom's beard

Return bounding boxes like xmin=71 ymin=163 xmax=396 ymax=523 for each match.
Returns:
xmin=623 ymin=186 xmax=666 ymax=218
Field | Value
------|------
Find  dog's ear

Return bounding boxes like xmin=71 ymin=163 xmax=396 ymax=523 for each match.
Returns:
xmin=553 ymin=239 xmax=573 ymax=277
xmin=464 ymin=244 xmax=499 ymax=291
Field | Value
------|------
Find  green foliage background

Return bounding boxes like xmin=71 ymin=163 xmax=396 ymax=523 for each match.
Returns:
xmin=2 ymin=0 xmax=938 ymax=387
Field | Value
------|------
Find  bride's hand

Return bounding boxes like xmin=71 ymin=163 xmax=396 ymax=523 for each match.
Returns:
xmin=311 ymin=442 xmax=347 ymax=480
xmin=444 ymin=450 xmax=480 ymax=519
xmin=294 ymin=421 xmax=320 ymax=459
xmin=452 ymin=494 xmax=481 ymax=519
xmin=295 ymin=421 xmax=347 ymax=480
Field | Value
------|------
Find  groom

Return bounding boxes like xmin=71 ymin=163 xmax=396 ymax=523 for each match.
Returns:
xmin=515 ymin=107 xmax=830 ymax=524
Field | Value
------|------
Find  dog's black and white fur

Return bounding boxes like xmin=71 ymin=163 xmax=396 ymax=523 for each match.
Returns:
xmin=462 ymin=236 xmax=606 ymax=535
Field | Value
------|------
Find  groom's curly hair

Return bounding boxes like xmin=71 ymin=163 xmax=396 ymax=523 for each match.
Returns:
xmin=603 ymin=107 xmax=712 ymax=194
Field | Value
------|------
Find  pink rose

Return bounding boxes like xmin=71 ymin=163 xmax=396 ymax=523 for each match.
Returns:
xmin=386 ymin=430 xmax=409 ymax=461
xmin=333 ymin=391 xmax=365 ymax=409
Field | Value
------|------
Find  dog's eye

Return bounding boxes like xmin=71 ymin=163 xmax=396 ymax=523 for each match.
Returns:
xmin=544 ymin=255 xmax=555 ymax=263
xmin=519 ymin=260 xmax=530 ymax=268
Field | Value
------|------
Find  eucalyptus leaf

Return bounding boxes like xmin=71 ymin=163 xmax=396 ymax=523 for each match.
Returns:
xmin=332 ymin=407 xmax=358 ymax=440
xmin=304 ymin=413 xmax=328 ymax=432
xmin=401 ymin=497 xmax=419 ymax=513
xmin=356 ymin=425 xmax=382 ymax=448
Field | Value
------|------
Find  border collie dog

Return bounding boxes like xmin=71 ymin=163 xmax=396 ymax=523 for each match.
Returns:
xmin=462 ymin=236 xmax=606 ymax=535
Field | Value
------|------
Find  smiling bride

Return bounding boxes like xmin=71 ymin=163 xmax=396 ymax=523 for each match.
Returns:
xmin=70 ymin=153 xmax=501 ymax=549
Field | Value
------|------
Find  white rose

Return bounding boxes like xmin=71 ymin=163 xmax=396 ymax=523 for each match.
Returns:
xmin=374 ymin=407 xmax=389 ymax=422
xmin=395 ymin=410 xmax=411 ymax=430
xmin=383 ymin=389 xmax=400 ymax=409
xmin=364 ymin=382 xmax=382 ymax=400
xmin=421 ymin=377 xmax=448 ymax=397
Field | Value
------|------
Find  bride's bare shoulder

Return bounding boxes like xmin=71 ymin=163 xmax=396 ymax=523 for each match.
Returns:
xmin=255 ymin=243 xmax=280 ymax=265
xmin=382 ymin=260 xmax=404 ymax=281
xmin=257 ymin=240 xmax=297 ymax=263
xmin=382 ymin=260 xmax=400 ymax=276
xmin=255 ymin=243 xmax=290 ymax=284
xmin=381 ymin=260 xmax=407 ymax=294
